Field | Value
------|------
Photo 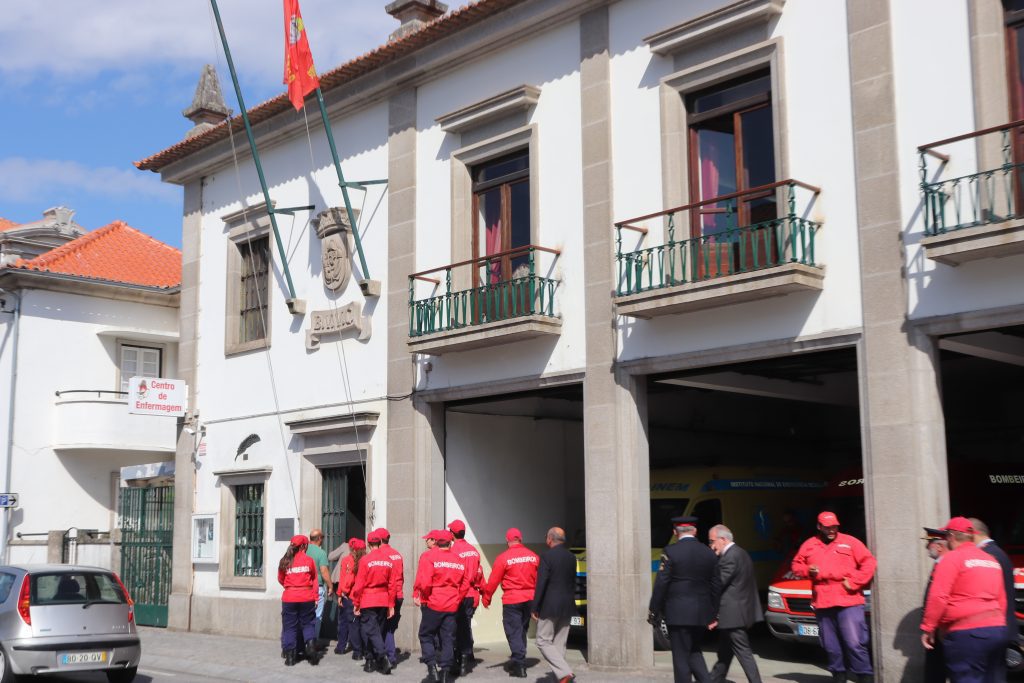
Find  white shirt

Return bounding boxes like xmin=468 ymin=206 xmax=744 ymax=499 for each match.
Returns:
xmin=721 ymin=542 xmax=735 ymax=556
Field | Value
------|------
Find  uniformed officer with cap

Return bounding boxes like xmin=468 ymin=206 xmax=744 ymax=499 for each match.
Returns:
xmin=921 ymin=527 xmax=949 ymax=683
xmin=649 ymin=515 xmax=721 ymax=683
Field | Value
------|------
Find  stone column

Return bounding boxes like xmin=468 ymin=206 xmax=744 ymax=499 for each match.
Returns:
xmin=579 ymin=7 xmax=653 ymax=670
xmin=386 ymin=89 xmax=446 ymax=651
xmin=847 ymin=3 xmax=950 ymax=679
xmin=168 ymin=179 xmax=203 ymax=631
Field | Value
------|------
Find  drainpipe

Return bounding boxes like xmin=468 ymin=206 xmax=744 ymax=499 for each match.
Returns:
xmin=0 ymin=287 xmax=22 ymax=564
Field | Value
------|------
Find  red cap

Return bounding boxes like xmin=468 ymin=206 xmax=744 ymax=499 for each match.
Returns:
xmin=367 ymin=531 xmax=382 ymax=544
xmin=448 ymin=519 xmax=466 ymax=534
xmin=349 ymin=538 xmax=366 ymax=551
xmin=438 ymin=530 xmax=455 ymax=543
xmin=817 ymin=512 xmax=840 ymax=527
xmin=941 ymin=516 xmax=974 ymax=534
xmin=421 ymin=530 xmax=438 ymax=540
xmin=506 ymin=527 xmax=522 ymax=542
xmin=373 ymin=527 xmax=390 ymax=540
xmin=290 ymin=534 xmax=309 ymax=546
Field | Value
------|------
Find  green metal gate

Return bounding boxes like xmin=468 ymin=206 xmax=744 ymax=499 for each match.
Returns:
xmin=118 ymin=485 xmax=174 ymax=627
xmin=321 ymin=467 xmax=349 ymax=555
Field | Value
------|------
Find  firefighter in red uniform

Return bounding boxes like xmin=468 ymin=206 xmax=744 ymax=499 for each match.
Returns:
xmin=791 ymin=511 xmax=876 ymax=683
xmin=415 ymin=529 xmax=472 ymax=683
xmin=335 ymin=537 xmax=365 ymax=659
xmin=277 ymin=534 xmax=321 ymax=667
xmin=921 ymin=517 xmax=1008 ymax=683
xmin=481 ymin=527 xmax=539 ymax=679
xmin=448 ymin=519 xmax=484 ymax=676
xmin=374 ymin=528 xmax=404 ymax=669
xmin=352 ymin=531 xmax=397 ymax=675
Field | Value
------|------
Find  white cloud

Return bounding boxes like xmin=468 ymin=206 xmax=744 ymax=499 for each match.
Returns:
xmin=0 ymin=1 xmax=472 ymax=90
xmin=0 ymin=157 xmax=179 ymax=204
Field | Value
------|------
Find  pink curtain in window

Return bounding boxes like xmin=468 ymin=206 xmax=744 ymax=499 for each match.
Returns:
xmin=485 ymin=216 xmax=502 ymax=284
xmin=700 ymin=151 xmax=720 ymax=230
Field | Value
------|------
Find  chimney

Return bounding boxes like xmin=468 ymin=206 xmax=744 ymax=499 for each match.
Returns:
xmin=182 ymin=64 xmax=232 ymax=139
xmin=386 ymin=0 xmax=448 ymax=41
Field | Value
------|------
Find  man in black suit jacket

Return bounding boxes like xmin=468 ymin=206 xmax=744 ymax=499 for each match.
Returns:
xmin=708 ymin=524 xmax=763 ymax=683
xmin=532 ymin=526 xmax=578 ymax=683
xmin=649 ymin=515 xmax=721 ymax=683
xmin=970 ymin=518 xmax=1016 ymax=682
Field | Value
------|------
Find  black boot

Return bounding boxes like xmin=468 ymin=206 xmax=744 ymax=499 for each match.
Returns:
xmin=426 ymin=664 xmax=439 ymax=682
xmin=305 ymin=640 xmax=322 ymax=666
xmin=513 ymin=663 xmax=528 ymax=678
xmin=459 ymin=655 xmax=471 ymax=677
xmin=378 ymin=656 xmax=392 ymax=675
xmin=363 ymin=656 xmax=377 ymax=673
xmin=438 ymin=670 xmax=451 ymax=683
xmin=352 ymin=651 xmax=364 ymax=661
xmin=831 ymin=673 xmax=847 ymax=683
xmin=284 ymin=650 xmax=297 ymax=666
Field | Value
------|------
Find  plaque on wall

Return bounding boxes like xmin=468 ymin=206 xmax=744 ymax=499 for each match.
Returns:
xmin=275 ymin=517 xmax=295 ymax=542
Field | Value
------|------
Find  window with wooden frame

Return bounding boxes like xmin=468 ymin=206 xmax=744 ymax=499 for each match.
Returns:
xmin=238 ymin=237 xmax=270 ymax=345
xmin=119 ymin=344 xmax=161 ymax=394
xmin=1005 ymin=0 xmax=1024 ymax=203
xmin=472 ymin=150 xmax=531 ymax=287
xmin=686 ymin=72 xmax=777 ymax=276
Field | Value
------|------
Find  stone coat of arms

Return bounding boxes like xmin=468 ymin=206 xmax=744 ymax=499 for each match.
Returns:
xmin=313 ymin=206 xmax=358 ymax=292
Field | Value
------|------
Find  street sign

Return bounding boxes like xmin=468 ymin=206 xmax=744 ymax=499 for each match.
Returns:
xmin=127 ymin=377 xmax=187 ymax=417
xmin=0 ymin=493 xmax=19 ymax=508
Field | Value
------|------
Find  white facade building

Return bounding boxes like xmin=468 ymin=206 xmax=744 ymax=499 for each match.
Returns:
xmin=139 ymin=0 xmax=1024 ymax=678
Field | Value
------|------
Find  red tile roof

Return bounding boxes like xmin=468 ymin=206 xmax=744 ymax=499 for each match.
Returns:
xmin=0 ymin=218 xmax=19 ymax=232
xmin=136 ymin=0 xmax=527 ymax=172
xmin=12 ymin=221 xmax=181 ymax=289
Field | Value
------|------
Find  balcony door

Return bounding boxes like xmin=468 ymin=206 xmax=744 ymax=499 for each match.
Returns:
xmin=1005 ymin=1 xmax=1024 ymax=208
xmin=472 ymin=150 xmax=530 ymax=286
xmin=687 ymin=73 xmax=777 ymax=276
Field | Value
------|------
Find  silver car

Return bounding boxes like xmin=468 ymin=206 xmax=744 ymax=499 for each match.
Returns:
xmin=0 ymin=565 xmax=140 ymax=682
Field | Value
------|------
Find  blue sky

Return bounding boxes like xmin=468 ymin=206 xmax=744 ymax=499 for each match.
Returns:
xmin=0 ymin=1 xmax=469 ymax=248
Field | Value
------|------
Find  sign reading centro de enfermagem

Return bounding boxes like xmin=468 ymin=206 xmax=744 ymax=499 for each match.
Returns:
xmin=128 ymin=377 xmax=187 ymax=417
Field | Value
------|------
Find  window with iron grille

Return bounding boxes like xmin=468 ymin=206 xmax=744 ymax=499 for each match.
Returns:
xmin=238 ymin=237 xmax=269 ymax=344
xmin=233 ymin=483 xmax=264 ymax=577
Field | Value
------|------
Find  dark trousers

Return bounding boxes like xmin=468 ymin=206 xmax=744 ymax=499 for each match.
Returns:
xmin=455 ymin=596 xmax=476 ymax=658
xmin=359 ymin=606 xmax=388 ymax=660
xmin=336 ymin=596 xmax=363 ymax=654
xmin=816 ymin=605 xmax=873 ymax=675
xmin=281 ymin=601 xmax=316 ymax=652
xmin=943 ymin=626 xmax=1005 ymax=683
xmin=383 ymin=598 xmax=403 ymax=663
xmin=419 ymin=606 xmax=458 ymax=670
xmin=502 ymin=602 xmax=531 ymax=664
xmin=710 ymin=627 xmax=762 ymax=683
xmin=668 ymin=625 xmax=710 ymax=683
xmin=924 ymin=637 xmax=947 ymax=683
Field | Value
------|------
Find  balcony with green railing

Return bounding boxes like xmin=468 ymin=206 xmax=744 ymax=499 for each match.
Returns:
xmin=918 ymin=120 xmax=1024 ymax=265
xmin=614 ymin=180 xmax=825 ymax=318
xmin=407 ymin=245 xmax=561 ymax=355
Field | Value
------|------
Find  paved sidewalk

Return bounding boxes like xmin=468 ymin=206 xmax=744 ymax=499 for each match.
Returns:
xmin=137 ymin=627 xmax=837 ymax=682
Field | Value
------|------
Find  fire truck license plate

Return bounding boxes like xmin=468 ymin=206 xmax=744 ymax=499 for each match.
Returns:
xmin=798 ymin=623 xmax=820 ymax=637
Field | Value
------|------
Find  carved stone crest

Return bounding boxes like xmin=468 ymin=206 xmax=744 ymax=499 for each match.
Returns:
xmin=313 ymin=207 xmax=359 ymax=292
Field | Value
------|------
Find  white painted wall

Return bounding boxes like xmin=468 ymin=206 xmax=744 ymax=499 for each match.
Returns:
xmin=0 ymin=287 xmax=178 ymax=563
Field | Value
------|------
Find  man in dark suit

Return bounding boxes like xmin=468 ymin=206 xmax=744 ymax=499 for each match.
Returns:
xmin=532 ymin=526 xmax=578 ymax=683
xmin=708 ymin=524 xmax=762 ymax=683
xmin=649 ymin=515 xmax=721 ymax=683
xmin=970 ymin=517 xmax=1015 ymax=682
xmin=921 ymin=527 xmax=950 ymax=683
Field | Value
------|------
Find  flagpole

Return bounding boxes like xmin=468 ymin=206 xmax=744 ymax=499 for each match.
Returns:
xmin=209 ymin=0 xmax=302 ymax=310
xmin=314 ymin=88 xmax=373 ymax=290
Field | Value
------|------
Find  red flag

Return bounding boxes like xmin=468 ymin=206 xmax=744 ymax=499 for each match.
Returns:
xmin=283 ymin=0 xmax=319 ymax=111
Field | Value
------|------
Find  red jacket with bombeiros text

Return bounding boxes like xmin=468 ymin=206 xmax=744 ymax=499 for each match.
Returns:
xmin=380 ymin=543 xmax=405 ymax=600
xmin=278 ymin=551 xmax=318 ymax=603
xmin=414 ymin=547 xmax=471 ymax=613
xmin=351 ymin=547 xmax=396 ymax=610
xmin=791 ymin=532 xmax=876 ymax=609
xmin=338 ymin=553 xmax=358 ymax=596
xmin=921 ymin=541 xmax=1007 ymax=634
xmin=481 ymin=544 xmax=539 ymax=607
xmin=453 ymin=538 xmax=484 ymax=604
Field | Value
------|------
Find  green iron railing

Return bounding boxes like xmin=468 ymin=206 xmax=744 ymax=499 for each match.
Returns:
xmin=919 ymin=119 xmax=1024 ymax=236
xmin=409 ymin=245 xmax=560 ymax=338
xmin=234 ymin=483 xmax=264 ymax=577
xmin=615 ymin=180 xmax=821 ymax=297
xmin=118 ymin=485 xmax=174 ymax=627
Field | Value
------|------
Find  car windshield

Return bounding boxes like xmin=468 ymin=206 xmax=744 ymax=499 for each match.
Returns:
xmin=30 ymin=572 xmax=127 ymax=606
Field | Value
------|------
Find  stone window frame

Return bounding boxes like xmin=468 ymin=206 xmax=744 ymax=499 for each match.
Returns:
xmin=223 ymin=207 xmax=273 ymax=356
xmin=658 ymin=38 xmax=788 ymax=239
xmin=215 ymin=467 xmax=271 ymax=590
xmin=449 ymin=124 xmax=540 ymax=291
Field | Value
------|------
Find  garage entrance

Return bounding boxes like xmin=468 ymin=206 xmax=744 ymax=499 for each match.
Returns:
xmin=444 ymin=384 xmax=585 ymax=645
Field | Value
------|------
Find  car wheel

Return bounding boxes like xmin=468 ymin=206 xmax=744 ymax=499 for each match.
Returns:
xmin=105 ymin=667 xmax=138 ymax=683
xmin=0 ymin=646 xmax=18 ymax=683
xmin=653 ymin=618 xmax=671 ymax=651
